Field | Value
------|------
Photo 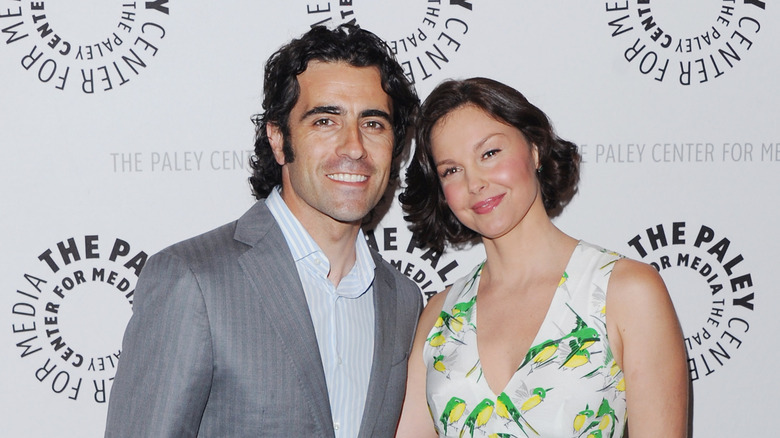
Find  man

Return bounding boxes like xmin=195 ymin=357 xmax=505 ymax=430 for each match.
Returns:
xmin=105 ymin=24 xmax=422 ymax=437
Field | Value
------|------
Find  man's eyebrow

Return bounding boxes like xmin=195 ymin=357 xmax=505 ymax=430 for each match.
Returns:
xmin=361 ymin=109 xmax=392 ymax=122
xmin=300 ymin=106 xmax=392 ymax=123
xmin=300 ymin=105 xmax=341 ymax=121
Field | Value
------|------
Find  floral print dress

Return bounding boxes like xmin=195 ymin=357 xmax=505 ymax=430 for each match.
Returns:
xmin=424 ymin=241 xmax=627 ymax=438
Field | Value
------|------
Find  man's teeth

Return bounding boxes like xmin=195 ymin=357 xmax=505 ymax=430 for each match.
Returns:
xmin=328 ymin=173 xmax=367 ymax=182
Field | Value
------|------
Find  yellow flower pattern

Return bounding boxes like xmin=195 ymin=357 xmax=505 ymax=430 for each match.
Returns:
xmin=424 ymin=242 xmax=627 ymax=437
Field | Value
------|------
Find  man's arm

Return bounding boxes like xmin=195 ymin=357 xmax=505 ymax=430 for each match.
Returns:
xmin=105 ymin=251 xmax=213 ymax=437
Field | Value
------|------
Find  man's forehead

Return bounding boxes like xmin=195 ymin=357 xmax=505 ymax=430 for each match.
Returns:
xmin=296 ymin=60 xmax=382 ymax=83
xmin=294 ymin=61 xmax=391 ymax=112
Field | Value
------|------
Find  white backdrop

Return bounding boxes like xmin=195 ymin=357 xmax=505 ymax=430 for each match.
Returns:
xmin=2 ymin=1 xmax=778 ymax=436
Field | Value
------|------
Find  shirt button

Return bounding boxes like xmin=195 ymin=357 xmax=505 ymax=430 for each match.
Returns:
xmin=334 ymin=422 xmax=340 ymax=430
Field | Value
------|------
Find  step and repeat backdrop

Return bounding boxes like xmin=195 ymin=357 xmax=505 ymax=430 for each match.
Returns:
xmin=2 ymin=1 xmax=778 ymax=436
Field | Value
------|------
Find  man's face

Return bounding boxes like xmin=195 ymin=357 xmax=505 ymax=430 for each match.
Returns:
xmin=267 ymin=61 xmax=394 ymax=231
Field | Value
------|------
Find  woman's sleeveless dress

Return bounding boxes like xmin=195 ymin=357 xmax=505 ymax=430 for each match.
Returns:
xmin=424 ymin=241 xmax=627 ymax=438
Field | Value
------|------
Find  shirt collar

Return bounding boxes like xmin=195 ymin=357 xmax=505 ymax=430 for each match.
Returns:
xmin=265 ymin=187 xmax=376 ymax=295
xmin=266 ymin=187 xmax=319 ymax=262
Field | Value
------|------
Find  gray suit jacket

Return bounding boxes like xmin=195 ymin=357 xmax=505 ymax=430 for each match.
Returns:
xmin=104 ymin=201 xmax=423 ymax=437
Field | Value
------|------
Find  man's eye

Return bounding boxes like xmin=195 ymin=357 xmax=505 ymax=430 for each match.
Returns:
xmin=313 ymin=118 xmax=332 ymax=126
xmin=364 ymin=120 xmax=385 ymax=129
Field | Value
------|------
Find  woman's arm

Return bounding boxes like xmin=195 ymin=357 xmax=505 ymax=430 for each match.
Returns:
xmin=395 ymin=289 xmax=450 ymax=438
xmin=607 ymin=258 xmax=690 ymax=437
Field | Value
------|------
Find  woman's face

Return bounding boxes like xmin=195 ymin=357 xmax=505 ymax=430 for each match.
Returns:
xmin=430 ymin=104 xmax=541 ymax=240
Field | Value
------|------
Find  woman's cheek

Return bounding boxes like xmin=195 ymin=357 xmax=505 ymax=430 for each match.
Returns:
xmin=441 ymin=183 xmax=461 ymax=209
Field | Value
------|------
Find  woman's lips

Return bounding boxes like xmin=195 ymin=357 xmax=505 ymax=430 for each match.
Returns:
xmin=471 ymin=193 xmax=505 ymax=214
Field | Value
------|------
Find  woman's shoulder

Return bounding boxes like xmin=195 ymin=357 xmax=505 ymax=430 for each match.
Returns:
xmin=424 ymin=286 xmax=449 ymax=315
xmin=611 ymin=256 xmax=665 ymax=292
xmin=608 ymin=255 xmax=673 ymax=326
xmin=576 ymin=240 xmax=625 ymax=261
xmin=572 ymin=240 xmax=668 ymax=311
xmin=419 ymin=261 xmax=484 ymax=324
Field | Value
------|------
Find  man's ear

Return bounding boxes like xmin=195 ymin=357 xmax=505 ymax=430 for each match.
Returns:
xmin=267 ymin=123 xmax=286 ymax=165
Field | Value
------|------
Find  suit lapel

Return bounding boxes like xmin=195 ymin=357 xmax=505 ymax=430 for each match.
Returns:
xmin=235 ymin=202 xmax=334 ymax=435
xmin=358 ymin=253 xmax=398 ymax=437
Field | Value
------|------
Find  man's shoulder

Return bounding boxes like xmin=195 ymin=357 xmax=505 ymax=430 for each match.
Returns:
xmin=155 ymin=220 xmax=243 ymax=265
xmin=154 ymin=201 xmax=276 ymax=264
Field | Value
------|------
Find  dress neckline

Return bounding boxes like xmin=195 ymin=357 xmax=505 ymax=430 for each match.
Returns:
xmin=472 ymin=240 xmax=582 ymax=397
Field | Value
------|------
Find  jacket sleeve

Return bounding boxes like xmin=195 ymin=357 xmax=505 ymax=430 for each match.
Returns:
xmin=104 ymin=251 xmax=213 ymax=437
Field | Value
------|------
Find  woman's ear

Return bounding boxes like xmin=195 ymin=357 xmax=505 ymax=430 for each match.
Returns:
xmin=532 ymin=143 xmax=541 ymax=171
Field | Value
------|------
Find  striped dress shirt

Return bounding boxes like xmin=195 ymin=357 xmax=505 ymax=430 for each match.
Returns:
xmin=266 ymin=188 xmax=375 ymax=437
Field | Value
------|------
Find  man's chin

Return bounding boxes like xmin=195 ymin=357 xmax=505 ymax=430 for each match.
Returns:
xmin=326 ymin=202 xmax=379 ymax=225
xmin=329 ymin=211 xmax=372 ymax=225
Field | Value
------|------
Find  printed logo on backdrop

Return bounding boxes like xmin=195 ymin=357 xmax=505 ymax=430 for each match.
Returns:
xmin=303 ymin=0 xmax=475 ymax=84
xmin=578 ymin=141 xmax=780 ymax=164
xmin=110 ymin=149 xmax=255 ymax=173
xmin=604 ymin=0 xmax=766 ymax=85
xmin=0 ymin=1 xmax=170 ymax=93
xmin=366 ymin=227 xmax=467 ymax=302
xmin=627 ymin=222 xmax=755 ymax=381
xmin=10 ymin=235 xmax=146 ymax=403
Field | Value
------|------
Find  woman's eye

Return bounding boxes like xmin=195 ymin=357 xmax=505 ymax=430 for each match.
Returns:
xmin=440 ymin=167 xmax=458 ymax=178
xmin=483 ymin=149 xmax=500 ymax=159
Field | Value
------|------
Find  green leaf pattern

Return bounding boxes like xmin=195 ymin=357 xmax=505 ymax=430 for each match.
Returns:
xmin=424 ymin=242 xmax=628 ymax=437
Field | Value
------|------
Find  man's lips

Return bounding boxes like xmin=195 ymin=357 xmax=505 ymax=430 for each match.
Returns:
xmin=471 ymin=194 xmax=505 ymax=214
xmin=327 ymin=173 xmax=368 ymax=183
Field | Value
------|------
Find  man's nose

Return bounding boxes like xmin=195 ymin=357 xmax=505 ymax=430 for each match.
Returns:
xmin=337 ymin=123 xmax=368 ymax=160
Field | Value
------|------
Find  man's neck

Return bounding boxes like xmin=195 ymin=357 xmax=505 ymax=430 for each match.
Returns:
xmin=275 ymin=186 xmax=365 ymax=287
xmin=294 ymin=210 xmax=361 ymax=288
xmin=311 ymin=220 xmax=360 ymax=287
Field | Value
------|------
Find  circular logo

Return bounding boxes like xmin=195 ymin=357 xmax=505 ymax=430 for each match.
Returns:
xmin=301 ymin=0 xmax=475 ymax=84
xmin=10 ymin=235 xmax=146 ymax=403
xmin=603 ymin=0 xmax=766 ymax=85
xmin=367 ymin=226 xmax=478 ymax=302
xmin=626 ymin=221 xmax=755 ymax=380
xmin=1 ymin=1 xmax=170 ymax=93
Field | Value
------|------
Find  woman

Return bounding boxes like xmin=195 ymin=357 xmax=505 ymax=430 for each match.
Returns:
xmin=395 ymin=78 xmax=688 ymax=437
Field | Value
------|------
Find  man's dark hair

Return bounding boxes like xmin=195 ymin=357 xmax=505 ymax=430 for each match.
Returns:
xmin=249 ymin=24 xmax=419 ymax=199
xmin=400 ymin=77 xmax=581 ymax=252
